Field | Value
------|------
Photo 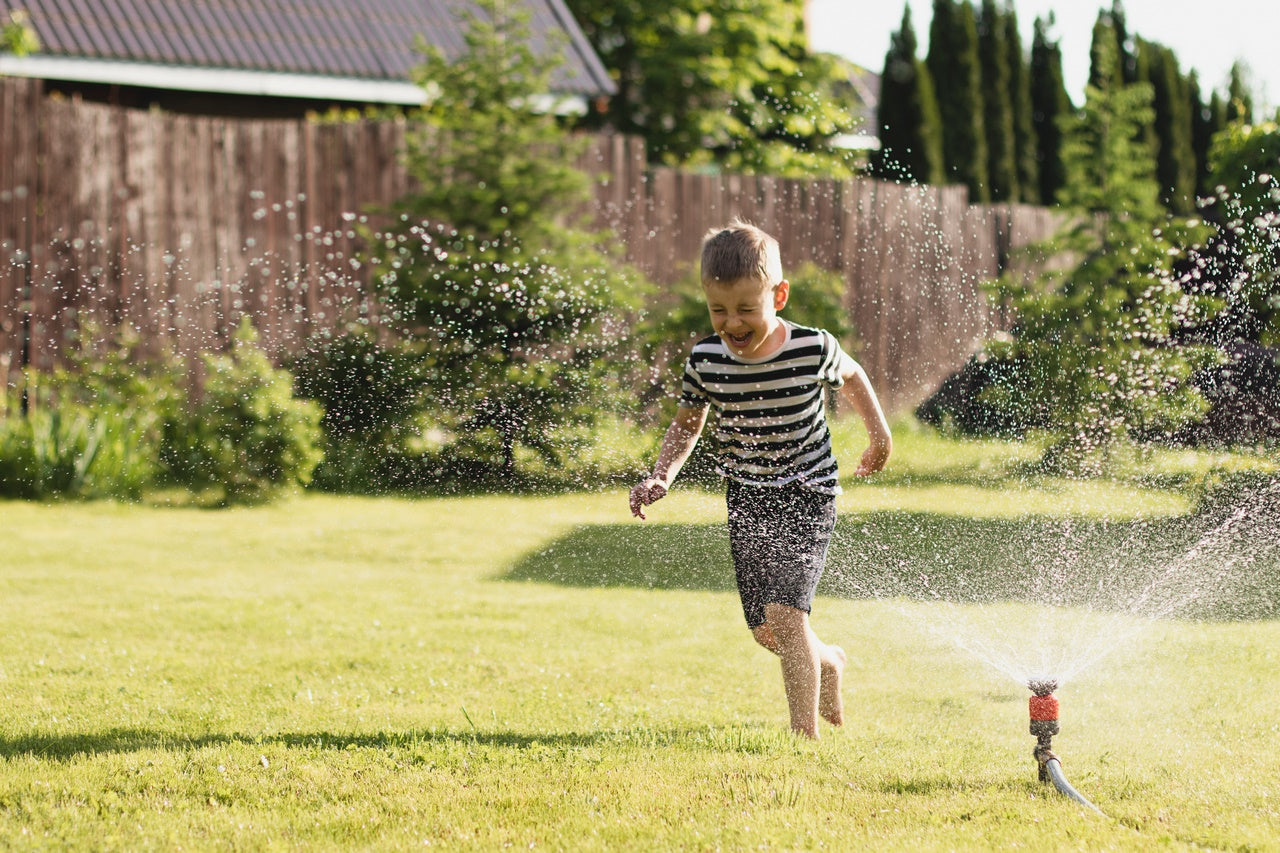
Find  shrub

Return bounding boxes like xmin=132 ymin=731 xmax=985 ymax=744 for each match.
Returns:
xmin=0 ymin=328 xmax=185 ymax=499
xmin=161 ymin=319 xmax=323 ymax=504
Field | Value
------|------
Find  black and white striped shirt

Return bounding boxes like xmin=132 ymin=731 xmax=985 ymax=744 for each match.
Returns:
xmin=679 ymin=322 xmax=856 ymax=494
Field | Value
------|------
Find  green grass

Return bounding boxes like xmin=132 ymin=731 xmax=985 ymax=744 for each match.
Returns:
xmin=1 ymin=429 xmax=1278 ymax=850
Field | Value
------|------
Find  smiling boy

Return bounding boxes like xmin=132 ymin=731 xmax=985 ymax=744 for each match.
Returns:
xmin=630 ymin=219 xmax=892 ymax=738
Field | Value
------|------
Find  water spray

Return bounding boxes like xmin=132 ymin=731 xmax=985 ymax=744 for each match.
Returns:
xmin=1027 ymin=679 xmax=1104 ymax=815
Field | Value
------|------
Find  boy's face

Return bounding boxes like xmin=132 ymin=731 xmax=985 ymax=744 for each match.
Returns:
xmin=702 ymin=276 xmax=790 ymax=358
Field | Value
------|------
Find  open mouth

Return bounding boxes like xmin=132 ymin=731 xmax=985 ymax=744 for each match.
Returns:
xmin=726 ymin=331 xmax=753 ymax=348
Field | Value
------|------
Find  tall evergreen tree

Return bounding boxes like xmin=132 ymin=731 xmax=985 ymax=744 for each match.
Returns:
xmin=871 ymin=5 xmax=945 ymax=185
xmin=986 ymin=35 xmax=1219 ymax=473
xmin=977 ymin=0 xmax=1018 ymax=201
xmin=1002 ymin=2 xmax=1040 ymax=203
xmin=1227 ymin=61 xmax=1255 ymax=124
xmin=1190 ymin=78 xmax=1229 ymax=198
xmin=1029 ymin=15 xmax=1072 ymax=205
xmin=1140 ymin=41 xmax=1197 ymax=213
xmin=927 ymin=0 xmax=990 ymax=201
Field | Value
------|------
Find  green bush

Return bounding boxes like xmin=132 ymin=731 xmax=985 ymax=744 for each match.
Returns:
xmin=161 ymin=319 xmax=323 ymax=504
xmin=0 ymin=329 xmax=185 ymax=499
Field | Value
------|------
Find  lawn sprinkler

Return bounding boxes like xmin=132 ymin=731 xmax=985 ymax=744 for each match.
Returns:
xmin=1027 ymin=679 xmax=1104 ymax=815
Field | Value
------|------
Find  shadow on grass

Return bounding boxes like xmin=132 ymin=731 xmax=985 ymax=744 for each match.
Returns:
xmin=501 ymin=511 xmax=1280 ymax=621
xmin=0 ymin=724 xmax=798 ymax=762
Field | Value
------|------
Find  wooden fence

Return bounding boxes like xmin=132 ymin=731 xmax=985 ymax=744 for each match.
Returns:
xmin=1 ymin=76 xmax=1062 ymax=413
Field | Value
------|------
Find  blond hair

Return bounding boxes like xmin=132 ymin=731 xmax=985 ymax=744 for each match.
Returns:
xmin=700 ymin=219 xmax=783 ymax=287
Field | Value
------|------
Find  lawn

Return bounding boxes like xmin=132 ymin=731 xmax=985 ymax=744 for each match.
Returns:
xmin=1 ymin=425 xmax=1278 ymax=850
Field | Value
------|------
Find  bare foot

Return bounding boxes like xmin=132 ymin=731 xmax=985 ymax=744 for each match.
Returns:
xmin=819 ymin=645 xmax=846 ymax=726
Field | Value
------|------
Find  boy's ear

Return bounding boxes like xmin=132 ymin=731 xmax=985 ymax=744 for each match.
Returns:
xmin=773 ymin=280 xmax=790 ymax=310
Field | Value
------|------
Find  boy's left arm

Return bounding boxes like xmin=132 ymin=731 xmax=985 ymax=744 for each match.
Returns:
xmin=838 ymin=362 xmax=892 ymax=476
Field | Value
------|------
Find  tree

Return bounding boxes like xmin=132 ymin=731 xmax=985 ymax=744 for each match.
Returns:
xmin=1190 ymin=74 xmax=1228 ymax=199
xmin=871 ymin=5 xmax=945 ymax=185
xmin=565 ymin=0 xmax=857 ymax=176
xmin=1002 ymin=2 xmax=1040 ymax=204
xmin=985 ymin=36 xmax=1221 ymax=474
xmin=977 ymin=0 xmax=1018 ymax=201
xmin=927 ymin=0 xmax=989 ymax=201
xmin=1227 ymin=62 xmax=1255 ymax=124
xmin=367 ymin=0 xmax=639 ymax=479
xmin=1205 ymin=121 xmax=1280 ymax=346
xmin=1029 ymin=15 xmax=1072 ymax=205
xmin=1140 ymin=40 xmax=1197 ymax=213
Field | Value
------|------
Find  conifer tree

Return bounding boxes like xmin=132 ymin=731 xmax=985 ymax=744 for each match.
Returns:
xmin=1190 ymin=74 xmax=1227 ymax=198
xmin=985 ymin=36 xmax=1220 ymax=474
xmin=872 ymin=5 xmax=945 ymax=185
xmin=1227 ymin=62 xmax=1255 ymax=124
xmin=1141 ymin=41 xmax=1197 ymax=213
xmin=977 ymin=0 xmax=1018 ymax=201
xmin=927 ymin=0 xmax=989 ymax=201
xmin=1002 ymin=2 xmax=1040 ymax=203
xmin=368 ymin=0 xmax=639 ymax=478
xmin=1029 ymin=15 xmax=1072 ymax=205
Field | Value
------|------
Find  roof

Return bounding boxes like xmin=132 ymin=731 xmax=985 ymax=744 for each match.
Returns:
xmin=0 ymin=0 xmax=615 ymax=104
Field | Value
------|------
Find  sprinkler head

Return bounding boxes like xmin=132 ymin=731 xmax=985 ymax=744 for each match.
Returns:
xmin=1027 ymin=678 xmax=1059 ymax=696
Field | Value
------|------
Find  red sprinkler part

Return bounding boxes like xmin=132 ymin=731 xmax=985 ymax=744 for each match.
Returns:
xmin=1029 ymin=693 xmax=1059 ymax=723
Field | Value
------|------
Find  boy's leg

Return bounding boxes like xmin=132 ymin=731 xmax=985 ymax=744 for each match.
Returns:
xmin=762 ymin=603 xmax=841 ymax=738
xmin=752 ymin=613 xmax=846 ymax=731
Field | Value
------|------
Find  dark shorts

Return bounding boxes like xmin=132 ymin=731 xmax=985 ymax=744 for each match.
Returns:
xmin=726 ymin=480 xmax=837 ymax=629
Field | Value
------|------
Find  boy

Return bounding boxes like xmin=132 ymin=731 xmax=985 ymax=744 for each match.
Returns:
xmin=629 ymin=220 xmax=891 ymax=739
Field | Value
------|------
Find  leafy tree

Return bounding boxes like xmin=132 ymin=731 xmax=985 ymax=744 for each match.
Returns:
xmin=977 ymin=0 xmax=1018 ymax=201
xmin=871 ymin=5 xmax=944 ymax=185
xmin=1002 ymin=2 xmax=1040 ymax=204
xmin=367 ymin=0 xmax=641 ymax=479
xmin=927 ymin=0 xmax=989 ymax=201
xmin=984 ymin=37 xmax=1221 ymax=474
xmin=1029 ymin=15 xmax=1072 ymax=205
xmin=1 ymin=9 xmax=39 ymax=55
xmin=565 ymin=0 xmax=857 ymax=176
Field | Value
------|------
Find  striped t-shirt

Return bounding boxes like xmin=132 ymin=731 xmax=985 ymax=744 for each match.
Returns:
xmin=679 ymin=321 xmax=856 ymax=494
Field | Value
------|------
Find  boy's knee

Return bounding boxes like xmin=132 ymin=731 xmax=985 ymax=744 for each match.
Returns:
xmin=763 ymin=602 xmax=808 ymax=637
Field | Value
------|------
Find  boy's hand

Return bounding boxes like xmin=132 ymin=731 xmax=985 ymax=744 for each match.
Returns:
xmin=853 ymin=443 xmax=890 ymax=477
xmin=629 ymin=476 xmax=668 ymax=519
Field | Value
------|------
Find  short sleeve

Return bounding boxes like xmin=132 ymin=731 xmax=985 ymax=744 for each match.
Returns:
xmin=678 ymin=355 xmax=710 ymax=409
xmin=818 ymin=330 xmax=858 ymax=388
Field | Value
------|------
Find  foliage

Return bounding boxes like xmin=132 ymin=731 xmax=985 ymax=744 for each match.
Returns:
xmin=1138 ymin=39 xmax=1197 ymax=214
xmin=926 ymin=0 xmax=989 ymax=201
xmin=0 ymin=327 xmax=184 ymax=499
xmin=1001 ymin=3 xmax=1040 ymax=204
xmin=1 ymin=9 xmax=39 ymax=56
xmin=291 ymin=327 xmax=424 ymax=441
xmin=565 ymin=0 xmax=858 ymax=177
xmin=977 ymin=0 xmax=1017 ymax=202
xmin=160 ymin=318 xmax=322 ymax=504
xmin=1204 ymin=119 xmax=1280 ymax=346
xmin=366 ymin=0 xmax=642 ymax=479
xmin=869 ymin=6 xmax=944 ymax=185
xmin=983 ymin=39 xmax=1223 ymax=475
xmin=1029 ymin=15 xmax=1073 ymax=205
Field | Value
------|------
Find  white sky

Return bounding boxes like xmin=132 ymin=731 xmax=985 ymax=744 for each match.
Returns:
xmin=808 ymin=0 xmax=1277 ymax=111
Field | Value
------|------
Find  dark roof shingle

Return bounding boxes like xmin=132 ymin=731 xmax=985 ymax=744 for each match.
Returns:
xmin=2 ymin=0 xmax=614 ymax=96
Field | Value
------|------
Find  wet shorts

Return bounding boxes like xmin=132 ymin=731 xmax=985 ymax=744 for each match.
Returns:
xmin=726 ymin=480 xmax=837 ymax=629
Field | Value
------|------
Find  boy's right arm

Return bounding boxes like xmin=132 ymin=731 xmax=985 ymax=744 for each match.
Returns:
xmin=629 ymin=405 xmax=708 ymax=519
